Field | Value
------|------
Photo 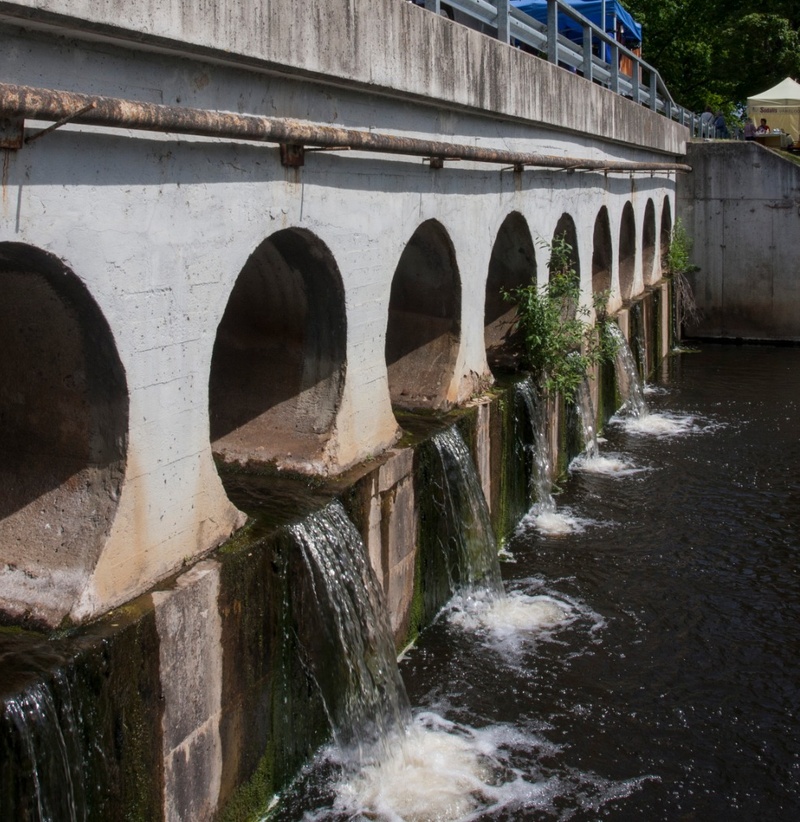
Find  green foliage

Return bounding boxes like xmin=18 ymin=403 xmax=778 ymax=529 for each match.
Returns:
xmin=625 ymin=1 xmax=800 ymax=112
xmin=665 ymin=217 xmax=697 ymax=277
xmin=503 ymin=236 xmax=617 ymax=402
xmin=665 ymin=218 xmax=701 ymax=332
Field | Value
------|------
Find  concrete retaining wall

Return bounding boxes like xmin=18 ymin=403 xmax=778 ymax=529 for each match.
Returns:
xmin=677 ymin=142 xmax=800 ymax=341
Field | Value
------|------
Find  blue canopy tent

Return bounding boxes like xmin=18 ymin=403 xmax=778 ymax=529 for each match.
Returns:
xmin=511 ymin=1 xmax=642 ymax=47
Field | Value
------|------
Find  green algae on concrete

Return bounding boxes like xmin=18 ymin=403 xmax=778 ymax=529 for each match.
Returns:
xmin=0 ymin=598 xmax=165 ymax=822
xmin=216 ymin=521 xmax=330 ymax=816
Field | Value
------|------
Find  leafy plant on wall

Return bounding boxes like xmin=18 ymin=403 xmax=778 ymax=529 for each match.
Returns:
xmin=503 ymin=235 xmax=617 ymax=402
xmin=665 ymin=218 xmax=701 ymax=334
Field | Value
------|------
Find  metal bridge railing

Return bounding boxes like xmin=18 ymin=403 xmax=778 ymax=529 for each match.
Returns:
xmin=418 ymin=0 xmax=713 ymax=138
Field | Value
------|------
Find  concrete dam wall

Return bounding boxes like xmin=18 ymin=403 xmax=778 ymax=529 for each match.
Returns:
xmin=0 ymin=283 xmax=674 ymax=820
xmin=1 ymin=1 xmax=687 ymax=817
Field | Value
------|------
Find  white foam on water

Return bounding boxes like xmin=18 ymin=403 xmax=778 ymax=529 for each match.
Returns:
xmin=322 ymin=712 xmax=560 ymax=822
xmin=445 ymin=582 xmax=606 ymax=657
xmin=643 ymin=383 xmax=669 ymax=396
xmin=569 ymin=452 xmax=647 ymax=477
xmin=615 ymin=411 xmax=698 ymax=437
xmin=498 ymin=545 xmax=517 ymax=563
xmin=296 ymin=710 xmax=652 ymax=821
xmin=447 ymin=589 xmax=575 ymax=647
xmin=522 ymin=506 xmax=595 ymax=536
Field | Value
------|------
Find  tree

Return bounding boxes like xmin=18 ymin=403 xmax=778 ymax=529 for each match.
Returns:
xmin=625 ymin=0 xmax=800 ymax=112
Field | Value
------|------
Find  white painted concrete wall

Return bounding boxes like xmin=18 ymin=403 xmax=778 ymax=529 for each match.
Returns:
xmin=0 ymin=1 xmax=679 ymax=625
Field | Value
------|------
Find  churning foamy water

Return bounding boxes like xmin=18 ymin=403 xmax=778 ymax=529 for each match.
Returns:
xmin=301 ymin=710 xmax=645 ymax=822
xmin=522 ymin=506 xmax=595 ymax=536
xmin=570 ymin=452 xmax=647 ymax=476
xmin=446 ymin=588 xmax=574 ymax=647
xmin=613 ymin=411 xmax=699 ymax=437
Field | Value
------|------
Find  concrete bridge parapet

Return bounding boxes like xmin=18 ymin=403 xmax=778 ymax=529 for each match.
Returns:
xmin=0 ymin=0 xmax=684 ymax=625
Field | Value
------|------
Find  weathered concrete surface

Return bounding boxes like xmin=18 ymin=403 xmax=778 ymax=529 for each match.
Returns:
xmin=0 ymin=247 xmax=128 ymax=625
xmin=677 ymin=142 xmax=800 ymax=341
xmin=354 ymin=448 xmax=418 ymax=640
xmin=0 ymin=282 xmax=671 ymax=820
xmin=0 ymin=0 xmax=686 ymax=156
xmin=154 ymin=560 xmax=223 ymax=822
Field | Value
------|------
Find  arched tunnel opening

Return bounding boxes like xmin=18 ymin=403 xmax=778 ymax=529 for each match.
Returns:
xmin=642 ymin=199 xmax=657 ymax=284
xmin=592 ymin=206 xmax=612 ymax=302
xmin=0 ymin=243 xmax=128 ymax=617
xmin=209 ymin=229 xmax=346 ymax=469
xmin=619 ymin=202 xmax=636 ymax=301
xmin=552 ymin=213 xmax=580 ymax=279
xmin=484 ymin=212 xmax=536 ymax=373
xmin=551 ymin=213 xmax=581 ymax=321
xmin=385 ymin=219 xmax=460 ymax=409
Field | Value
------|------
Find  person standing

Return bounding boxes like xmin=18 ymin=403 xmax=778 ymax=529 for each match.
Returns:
xmin=700 ymin=106 xmax=714 ymax=138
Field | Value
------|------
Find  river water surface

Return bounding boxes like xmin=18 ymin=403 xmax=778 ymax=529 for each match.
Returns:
xmin=403 ymin=344 xmax=800 ymax=820
xmin=279 ymin=344 xmax=800 ymax=820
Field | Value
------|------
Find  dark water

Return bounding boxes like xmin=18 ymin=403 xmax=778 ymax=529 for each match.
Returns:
xmin=400 ymin=345 xmax=800 ymax=820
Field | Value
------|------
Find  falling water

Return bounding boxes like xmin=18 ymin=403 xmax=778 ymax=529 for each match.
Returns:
xmin=606 ymin=322 xmax=698 ymax=438
xmin=288 ymin=500 xmax=411 ymax=756
xmin=272 ymin=438 xmax=551 ymax=820
xmin=428 ymin=427 xmax=504 ymax=596
xmin=574 ymin=375 xmax=600 ymax=460
xmin=570 ymin=371 xmax=643 ymax=477
xmin=607 ymin=322 xmax=649 ymax=419
xmin=1 ymin=670 xmax=86 ymax=822
xmin=514 ymin=377 xmax=556 ymax=514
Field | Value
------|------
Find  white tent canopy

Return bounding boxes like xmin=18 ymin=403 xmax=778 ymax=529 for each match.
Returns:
xmin=747 ymin=77 xmax=800 ymax=140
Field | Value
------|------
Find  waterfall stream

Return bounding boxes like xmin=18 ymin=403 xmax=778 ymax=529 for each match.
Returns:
xmin=288 ymin=501 xmax=411 ymax=758
xmin=429 ymin=428 xmax=503 ymax=597
xmin=575 ymin=374 xmax=600 ymax=460
xmin=1 ymin=670 xmax=86 ymax=822
xmin=514 ymin=377 xmax=556 ymax=515
xmin=607 ymin=322 xmax=649 ymax=419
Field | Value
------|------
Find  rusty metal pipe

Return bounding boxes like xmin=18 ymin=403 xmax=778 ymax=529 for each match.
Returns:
xmin=0 ymin=83 xmax=692 ymax=173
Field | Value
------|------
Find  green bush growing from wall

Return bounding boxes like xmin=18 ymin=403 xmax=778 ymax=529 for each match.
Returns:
xmin=666 ymin=218 xmax=700 ymax=334
xmin=503 ymin=235 xmax=617 ymax=402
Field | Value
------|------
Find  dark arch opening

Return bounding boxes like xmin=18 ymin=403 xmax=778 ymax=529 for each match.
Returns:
xmin=0 ymin=243 xmax=128 ymax=616
xmin=552 ymin=213 xmax=580 ymax=281
xmin=484 ymin=212 xmax=536 ymax=372
xmin=619 ymin=202 xmax=636 ymax=301
xmin=385 ymin=220 xmax=460 ymax=409
xmin=209 ymin=229 xmax=347 ymax=467
xmin=642 ymin=199 xmax=657 ymax=284
xmin=550 ymin=213 xmax=581 ymax=323
xmin=592 ymin=207 xmax=612 ymax=300
xmin=660 ymin=197 xmax=673 ymax=269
